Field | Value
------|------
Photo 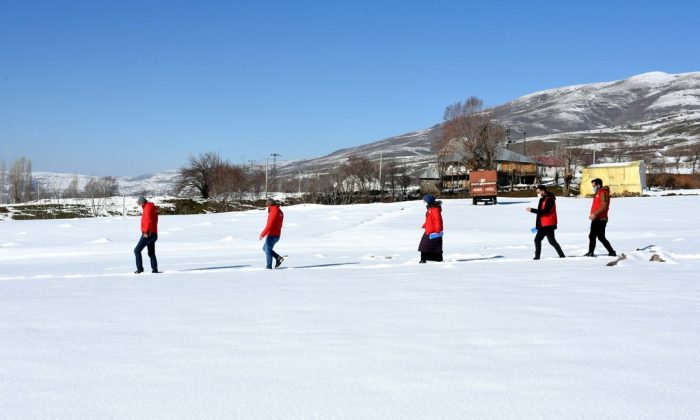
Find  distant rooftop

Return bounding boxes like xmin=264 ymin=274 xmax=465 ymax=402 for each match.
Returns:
xmin=444 ymin=147 xmax=537 ymax=164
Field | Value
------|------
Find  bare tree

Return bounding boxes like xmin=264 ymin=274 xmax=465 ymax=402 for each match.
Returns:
xmin=670 ymin=146 xmax=686 ymax=174
xmin=629 ymin=139 xmax=658 ymax=172
xmin=212 ymin=163 xmax=247 ymax=200
xmin=63 ymin=176 xmax=80 ymax=198
xmin=243 ymin=166 xmax=266 ymax=200
xmin=8 ymin=157 xmax=33 ymax=203
xmin=23 ymin=159 xmax=33 ymax=201
xmin=398 ymin=165 xmax=414 ymax=198
xmin=556 ymin=141 xmax=587 ymax=196
xmin=177 ymin=152 xmax=223 ymax=199
xmin=342 ymin=155 xmax=377 ymax=200
xmin=689 ymin=144 xmax=700 ymax=174
xmin=610 ymin=140 xmax=627 ymax=162
xmin=44 ymin=176 xmax=65 ymax=201
xmin=383 ymin=158 xmax=400 ymax=199
xmin=83 ymin=176 xmax=119 ymax=198
xmin=440 ymin=96 xmax=504 ymax=171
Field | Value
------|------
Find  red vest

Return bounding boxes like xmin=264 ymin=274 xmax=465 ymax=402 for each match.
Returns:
xmin=539 ymin=196 xmax=558 ymax=227
xmin=590 ymin=188 xmax=610 ymax=220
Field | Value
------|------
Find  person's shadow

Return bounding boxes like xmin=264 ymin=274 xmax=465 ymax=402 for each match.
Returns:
xmin=279 ymin=262 xmax=360 ymax=269
xmin=454 ymin=255 xmax=505 ymax=262
xmin=179 ymin=265 xmax=251 ymax=272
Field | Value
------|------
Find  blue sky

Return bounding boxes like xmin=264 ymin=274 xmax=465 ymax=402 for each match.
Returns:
xmin=1 ymin=0 xmax=699 ymax=176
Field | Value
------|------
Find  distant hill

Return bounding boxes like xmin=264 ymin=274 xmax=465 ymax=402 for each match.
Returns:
xmin=30 ymin=170 xmax=180 ymax=198
xmin=277 ymin=71 xmax=700 ymax=176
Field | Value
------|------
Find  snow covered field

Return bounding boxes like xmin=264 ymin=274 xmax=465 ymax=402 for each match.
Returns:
xmin=1 ymin=195 xmax=699 ymax=419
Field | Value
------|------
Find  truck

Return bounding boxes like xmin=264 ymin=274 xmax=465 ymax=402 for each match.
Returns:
xmin=469 ymin=170 xmax=498 ymax=205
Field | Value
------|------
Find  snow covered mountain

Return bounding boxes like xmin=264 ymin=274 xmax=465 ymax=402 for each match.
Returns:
xmin=278 ymin=71 xmax=700 ymax=176
xmin=27 ymin=71 xmax=700 ymax=193
xmin=31 ymin=170 xmax=180 ymax=198
xmin=491 ymin=71 xmax=700 ymax=137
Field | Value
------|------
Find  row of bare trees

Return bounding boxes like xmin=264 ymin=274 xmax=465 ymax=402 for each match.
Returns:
xmin=176 ymin=152 xmax=416 ymax=203
xmin=0 ymin=156 xmax=122 ymax=204
xmin=294 ymin=155 xmax=414 ymax=204
xmin=29 ymin=175 xmax=119 ymax=200
xmin=176 ymin=152 xmax=265 ymax=200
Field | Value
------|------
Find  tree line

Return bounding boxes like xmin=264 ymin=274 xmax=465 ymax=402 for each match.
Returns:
xmin=0 ymin=157 xmax=120 ymax=204
xmin=176 ymin=152 xmax=416 ymax=204
xmin=4 ymin=94 xmax=699 ymax=206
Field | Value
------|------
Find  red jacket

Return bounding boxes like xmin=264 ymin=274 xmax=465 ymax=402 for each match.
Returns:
xmin=140 ymin=202 xmax=158 ymax=234
xmin=260 ymin=205 xmax=284 ymax=237
xmin=531 ymin=192 xmax=558 ymax=229
xmin=590 ymin=187 xmax=610 ymax=220
xmin=422 ymin=206 xmax=443 ymax=235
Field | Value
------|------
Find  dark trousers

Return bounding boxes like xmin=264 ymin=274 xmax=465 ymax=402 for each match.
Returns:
xmin=263 ymin=236 xmax=281 ymax=269
xmin=134 ymin=234 xmax=158 ymax=272
xmin=420 ymin=252 xmax=443 ymax=262
xmin=418 ymin=234 xmax=443 ymax=262
xmin=588 ymin=220 xmax=615 ymax=255
xmin=534 ymin=227 xmax=565 ymax=258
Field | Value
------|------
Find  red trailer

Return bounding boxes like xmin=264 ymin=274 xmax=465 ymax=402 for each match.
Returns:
xmin=469 ymin=170 xmax=498 ymax=205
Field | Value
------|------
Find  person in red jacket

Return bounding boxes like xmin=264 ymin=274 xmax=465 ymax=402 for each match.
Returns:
xmin=418 ymin=194 xmax=444 ymax=263
xmin=526 ymin=185 xmax=565 ymax=260
xmin=259 ymin=198 xmax=284 ymax=269
xmin=585 ymin=178 xmax=616 ymax=257
xmin=134 ymin=196 xmax=159 ymax=273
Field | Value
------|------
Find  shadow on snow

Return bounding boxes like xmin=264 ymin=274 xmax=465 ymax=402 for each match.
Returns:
xmin=454 ymin=255 xmax=505 ymax=262
xmin=179 ymin=265 xmax=251 ymax=272
xmin=279 ymin=262 xmax=361 ymax=269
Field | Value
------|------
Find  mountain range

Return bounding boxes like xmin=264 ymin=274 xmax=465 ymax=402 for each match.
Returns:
xmin=277 ymin=71 xmax=700 ymax=176
xmin=29 ymin=71 xmax=700 ymax=196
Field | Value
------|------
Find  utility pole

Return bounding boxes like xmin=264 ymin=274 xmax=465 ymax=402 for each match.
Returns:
xmin=523 ymin=130 xmax=527 ymax=156
xmin=270 ymin=153 xmax=281 ymax=192
xmin=378 ymin=153 xmax=383 ymax=195
xmin=265 ymin=156 xmax=269 ymax=197
xmin=592 ymin=139 xmax=596 ymax=165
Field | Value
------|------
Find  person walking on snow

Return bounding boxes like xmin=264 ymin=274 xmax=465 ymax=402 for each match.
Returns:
xmin=526 ymin=185 xmax=565 ymax=260
xmin=134 ymin=196 xmax=159 ymax=273
xmin=259 ymin=198 xmax=284 ymax=269
xmin=585 ymin=178 xmax=617 ymax=257
xmin=418 ymin=194 xmax=444 ymax=263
